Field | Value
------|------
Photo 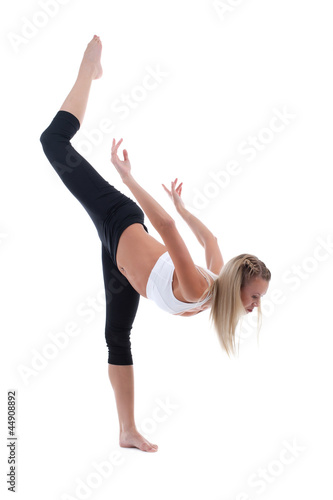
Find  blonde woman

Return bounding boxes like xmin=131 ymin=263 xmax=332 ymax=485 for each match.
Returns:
xmin=40 ymin=36 xmax=271 ymax=453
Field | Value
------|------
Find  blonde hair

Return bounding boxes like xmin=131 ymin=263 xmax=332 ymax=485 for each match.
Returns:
xmin=208 ymin=254 xmax=271 ymax=357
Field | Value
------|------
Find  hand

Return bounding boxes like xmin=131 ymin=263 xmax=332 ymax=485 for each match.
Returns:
xmin=162 ymin=178 xmax=185 ymax=212
xmin=111 ymin=138 xmax=132 ymax=181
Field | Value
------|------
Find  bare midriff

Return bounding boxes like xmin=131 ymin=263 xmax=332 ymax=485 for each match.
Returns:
xmin=115 ymin=223 xmax=213 ymax=308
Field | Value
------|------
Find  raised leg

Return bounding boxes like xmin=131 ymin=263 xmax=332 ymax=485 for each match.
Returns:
xmin=59 ymin=35 xmax=103 ymax=125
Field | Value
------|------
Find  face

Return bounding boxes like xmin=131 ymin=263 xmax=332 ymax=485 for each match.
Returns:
xmin=240 ymin=277 xmax=269 ymax=314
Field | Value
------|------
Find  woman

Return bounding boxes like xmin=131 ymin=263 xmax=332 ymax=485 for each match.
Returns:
xmin=40 ymin=36 xmax=271 ymax=453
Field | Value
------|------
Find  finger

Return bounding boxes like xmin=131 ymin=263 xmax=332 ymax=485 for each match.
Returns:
xmin=123 ymin=149 xmax=129 ymax=161
xmin=112 ymin=138 xmax=123 ymax=152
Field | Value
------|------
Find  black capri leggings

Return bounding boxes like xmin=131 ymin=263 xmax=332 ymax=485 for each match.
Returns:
xmin=40 ymin=110 xmax=148 ymax=365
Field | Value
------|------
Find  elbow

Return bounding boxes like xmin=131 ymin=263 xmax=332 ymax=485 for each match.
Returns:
xmin=157 ymin=217 xmax=175 ymax=233
xmin=203 ymin=234 xmax=218 ymax=248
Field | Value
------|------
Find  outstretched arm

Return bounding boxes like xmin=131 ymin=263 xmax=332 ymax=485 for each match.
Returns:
xmin=111 ymin=138 xmax=174 ymax=229
xmin=110 ymin=140 xmax=208 ymax=301
xmin=162 ymin=179 xmax=224 ymax=274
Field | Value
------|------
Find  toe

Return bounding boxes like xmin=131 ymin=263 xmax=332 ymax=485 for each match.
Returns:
xmin=141 ymin=440 xmax=158 ymax=452
xmin=141 ymin=442 xmax=151 ymax=452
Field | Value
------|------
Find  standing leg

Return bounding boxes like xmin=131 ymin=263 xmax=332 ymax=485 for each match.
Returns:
xmin=101 ymin=244 xmax=158 ymax=452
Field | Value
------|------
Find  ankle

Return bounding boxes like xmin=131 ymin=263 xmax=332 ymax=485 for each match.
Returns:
xmin=77 ymin=66 xmax=95 ymax=82
xmin=120 ymin=425 xmax=137 ymax=435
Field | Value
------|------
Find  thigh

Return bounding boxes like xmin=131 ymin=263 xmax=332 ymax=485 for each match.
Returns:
xmin=41 ymin=110 xmax=143 ymax=250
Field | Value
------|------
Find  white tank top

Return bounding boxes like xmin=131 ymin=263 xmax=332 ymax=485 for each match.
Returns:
xmin=146 ymin=251 xmax=218 ymax=315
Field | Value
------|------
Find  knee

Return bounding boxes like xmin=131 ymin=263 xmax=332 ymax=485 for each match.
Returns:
xmin=40 ymin=128 xmax=78 ymax=175
xmin=105 ymin=324 xmax=133 ymax=365
xmin=40 ymin=128 xmax=50 ymax=148
xmin=40 ymin=126 xmax=66 ymax=152
xmin=40 ymin=128 xmax=59 ymax=157
xmin=40 ymin=111 xmax=79 ymax=151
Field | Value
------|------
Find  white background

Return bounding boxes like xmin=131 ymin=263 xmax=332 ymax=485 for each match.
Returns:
xmin=1 ymin=0 xmax=332 ymax=499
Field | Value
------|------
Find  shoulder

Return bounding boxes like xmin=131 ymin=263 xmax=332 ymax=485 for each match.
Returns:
xmin=196 ymin=266 xmax=218 ymax=289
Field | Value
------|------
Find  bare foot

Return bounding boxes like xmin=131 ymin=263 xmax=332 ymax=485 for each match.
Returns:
xmin=79 ymin=35 xmax=103 ymax=80
xmin=120 ymin=429 xmax=158 ymax=453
